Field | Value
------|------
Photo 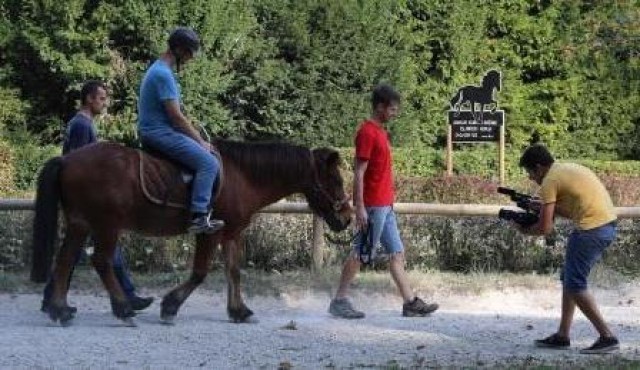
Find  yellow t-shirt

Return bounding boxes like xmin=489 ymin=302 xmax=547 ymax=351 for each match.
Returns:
xmin=539 ymin=162 xmax=616 ymax=230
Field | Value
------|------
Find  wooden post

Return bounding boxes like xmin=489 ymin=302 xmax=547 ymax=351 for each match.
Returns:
xmin=446 ymin=124 xmax=453 ymax=176
xmin=311 ymin=215 xmax=324 ymax=270
xmin=499 ymin=123 xmax=505 ymax=184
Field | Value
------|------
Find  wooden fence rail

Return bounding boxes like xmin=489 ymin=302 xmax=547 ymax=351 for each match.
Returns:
xmin=3 ymin=199 xmax=640 ymax=269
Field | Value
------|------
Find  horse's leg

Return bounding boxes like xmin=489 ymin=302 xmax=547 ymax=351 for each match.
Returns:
xmin=223 ymin=236 xmax=253 ymax=323
xmin=160 ymin=234 xmax=219 ymax=324
xmin=471 ymin=101 xmax=478 ymax=122
xmin=91 ymin=228 xmax=135 ymax=323
xmin=48 ymin=221 xmax=89 ymax=325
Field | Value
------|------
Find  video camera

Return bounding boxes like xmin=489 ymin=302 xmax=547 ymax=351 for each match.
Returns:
xmin=497 ymin=187 xmax=539 ymax=227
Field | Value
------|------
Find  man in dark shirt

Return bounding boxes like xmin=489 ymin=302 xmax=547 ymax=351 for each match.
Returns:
xmin=62 ymin=110 xmax=97 ymax=155
xmin=41 ymin=80 xmax=153 ymax=313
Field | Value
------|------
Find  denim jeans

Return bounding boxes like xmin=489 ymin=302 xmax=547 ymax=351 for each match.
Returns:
xmin=139 ymin=126 xmax=219 ymax=214
xmin=352 ymin=206 xmax=404 ymax=260
xmin=43 ymin=244 xmax=135 ymax=301
xmin=561 ymin=221 xmax=616 ymax=292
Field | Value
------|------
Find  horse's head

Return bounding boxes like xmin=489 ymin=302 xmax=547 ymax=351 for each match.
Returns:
xmin=304 ymin=148 xmax=352 ymax=232
xmin=483 ymin=70 xmax=501 ymax=92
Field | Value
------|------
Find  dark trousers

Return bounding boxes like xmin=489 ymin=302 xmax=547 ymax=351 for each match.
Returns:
xmin=43 ymin=244 xmax=135 ymax=302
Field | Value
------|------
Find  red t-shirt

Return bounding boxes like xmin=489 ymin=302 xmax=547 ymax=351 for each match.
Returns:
xmin=355 ymin=120 xmax=394 ymax=206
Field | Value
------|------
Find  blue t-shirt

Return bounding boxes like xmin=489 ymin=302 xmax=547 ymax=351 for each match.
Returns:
xmin=137 ymin=59 xmax=180 ymax=132
xmin=62 ymin=113 xmax=97 ymax=154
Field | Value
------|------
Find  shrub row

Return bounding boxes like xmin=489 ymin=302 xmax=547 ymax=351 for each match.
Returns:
xmin=4 ymin=142 xmax=640 ymax=197
xmin=337 ymin=146 xmax=640 ymax=181
xmin=2 ymin=145 xmax=640 ymax=275
xmin=2 ymin=208 xmax=639 ymax=276
xmin=0 ymin=140 xmax=14 ymax=195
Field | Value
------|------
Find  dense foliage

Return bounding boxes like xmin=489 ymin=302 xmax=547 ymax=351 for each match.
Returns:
xmin=0 ymin=1 xmax=639 ymax=275
xmin=0 ymin=0 xmax=637 ymax=157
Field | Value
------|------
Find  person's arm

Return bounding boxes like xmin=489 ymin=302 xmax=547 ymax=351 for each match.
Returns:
xmin=353 ymin=127 xmax=375 ymax=231
xmin=163 ymin=100 xmax=209 ymax=149
xmin=518 ymin=202 xmax=555 ymax=236
xmin=353 ymin=158 xmax=369 ymax=230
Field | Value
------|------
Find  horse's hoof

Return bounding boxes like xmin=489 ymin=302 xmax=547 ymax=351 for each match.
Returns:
xmin=60 ymin=317 xmax=74 ymax=327
xmin=110 ymin=298 xmax=135 ymax=319
xmin=59 ymin=308 xmax=76 ymax=327
xmin=228 ymin=307 xmax=254 ymax=323
xmin=230 ymin=316 xmax=259 ymax=324
xmin=48 ymin=305 xmax=76 ymax=325
xmin=160 ymin=293 xmax=181 ymax=321
xmin=160 ymin=314 xmax=175 ymax=326
xmin=121 ymin=317 xmax=137 ymax=327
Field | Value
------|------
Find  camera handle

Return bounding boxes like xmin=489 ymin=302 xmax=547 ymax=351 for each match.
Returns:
xmin=357 ymin=222 xmax=375 ymax=266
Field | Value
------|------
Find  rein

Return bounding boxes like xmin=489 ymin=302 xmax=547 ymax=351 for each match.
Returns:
xmin=307 ymin=150 xmax=349 ymax=213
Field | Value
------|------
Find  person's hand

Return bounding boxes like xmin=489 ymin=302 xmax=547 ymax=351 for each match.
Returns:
xmin=528 ymin=198 xmax=542 ymax=212
xmin=355 ymin=205 xmax=368 ymax=231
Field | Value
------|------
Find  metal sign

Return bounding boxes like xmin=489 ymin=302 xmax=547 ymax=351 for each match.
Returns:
xmin=449 ymin=110 xmax=504 ymax=142
xmin=448 ymin=69 xmax=504 ymax=143
xmin=445 ymin=69 xmax=506 ymax=183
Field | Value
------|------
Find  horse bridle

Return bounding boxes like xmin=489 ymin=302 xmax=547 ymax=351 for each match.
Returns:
xmin=308 ymin=150 xmax=350 ymax=213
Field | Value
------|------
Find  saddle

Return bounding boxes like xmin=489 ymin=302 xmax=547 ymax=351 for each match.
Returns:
xmin=137 ymin=147 xmax=223 ymax=209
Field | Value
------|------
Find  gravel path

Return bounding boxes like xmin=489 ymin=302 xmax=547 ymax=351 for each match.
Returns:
xmin=1 ymin=284 xmax=639 ymax=369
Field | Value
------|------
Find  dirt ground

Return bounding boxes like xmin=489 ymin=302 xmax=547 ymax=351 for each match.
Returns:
xmin=0 ymin=274 xmax=639 ymax=369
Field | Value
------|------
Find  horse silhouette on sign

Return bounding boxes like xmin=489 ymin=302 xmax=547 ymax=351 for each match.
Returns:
xmin=450 ymin=70 xmax=502 ymax=123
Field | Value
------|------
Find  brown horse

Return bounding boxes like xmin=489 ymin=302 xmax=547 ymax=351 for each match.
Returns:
xmin=30 ymin=140 xmax=352 ymax=326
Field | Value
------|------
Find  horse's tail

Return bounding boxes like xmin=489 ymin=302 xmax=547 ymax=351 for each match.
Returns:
xmin=450 ymin=90 xmax=462 ymax=110
xmin=30 ymin=156 xmax=64 ymax=283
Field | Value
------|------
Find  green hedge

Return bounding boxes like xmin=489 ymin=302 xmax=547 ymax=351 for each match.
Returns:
xmin=11 ymin=143 xmax=59 ymax=193
xmin=336 ymin=146 xmax=640 ymax=182
xmin=2 ymin=1 xmax=639 ymax=157
xmin=0 ymin=140 xmax=14 ymax=196
xmin=2 ymin=210 xmax=639 ymax=276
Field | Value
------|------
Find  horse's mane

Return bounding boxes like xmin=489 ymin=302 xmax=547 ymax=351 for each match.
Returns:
xmin=214 ymin=139 xmax=312 ymax=186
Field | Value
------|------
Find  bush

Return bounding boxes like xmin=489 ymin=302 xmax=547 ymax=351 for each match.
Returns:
xmin=2 ymin=143 xmax=640 ymax=275
xmin=6 ymin=130 xmax=59 ymax=193
xmin=338 ymin=146 xmax=640 ymax=185
xmin=0 ymin=211 xmax=32 ymax=271
xmin=1 ymin=207 xmax=639 ymax=276
xmin=399 ymin=215 xmax=564 ymax=273
xmin=0 ymin=139 xmax=14 ymax=195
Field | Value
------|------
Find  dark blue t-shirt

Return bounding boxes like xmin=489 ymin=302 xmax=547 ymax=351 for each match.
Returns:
xmin=62 ymin=113 xmax=97 ymax=154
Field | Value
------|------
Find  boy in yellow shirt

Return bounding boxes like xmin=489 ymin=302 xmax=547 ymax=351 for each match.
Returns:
xmin=515 ymin=144 xmax=619 ymax=354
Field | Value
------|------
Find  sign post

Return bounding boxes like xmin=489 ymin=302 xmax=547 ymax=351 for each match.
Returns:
xmin=447 ymin=69 xmax=505 ymax=183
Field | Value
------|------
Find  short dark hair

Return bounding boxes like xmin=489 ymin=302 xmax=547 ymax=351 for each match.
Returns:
xmin=80 ymin=80 xmax=107 ymax=105
xmin=371 ymin=84 xmax=400 ymax=108
xmin=519 ymin=144 xmax=555 ymax=169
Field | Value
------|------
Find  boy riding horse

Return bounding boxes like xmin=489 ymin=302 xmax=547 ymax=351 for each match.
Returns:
xmin=137 ymin=27 xmax=224 ymax=234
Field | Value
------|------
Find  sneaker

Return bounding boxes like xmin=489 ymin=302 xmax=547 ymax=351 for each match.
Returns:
xmin=329 ymin=298 xmax=365 ymax=319
xmin=188 ymin=213 xmax=225 ymax=234
xmin=579 ymin=336 xmax=620 ymax=354
xmin=402 ymin=297 xmax=439 ymax=317
xmin=41 ymin=300 xmax=77 ymax=314
xmin=129 ymin=295 xmax=154 ymax=311
xmin=534 ymin=333 xmax=570 ymax=349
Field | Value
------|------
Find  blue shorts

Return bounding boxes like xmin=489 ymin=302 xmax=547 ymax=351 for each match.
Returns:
xmin=352 ymin=206 xmax=404 ymax=259
xmin=561 ymin=221 xmax=616 ymax=292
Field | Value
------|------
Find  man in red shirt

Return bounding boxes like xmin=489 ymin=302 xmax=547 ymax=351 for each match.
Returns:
xmin=329 ymin=84 xmax=439 ymax=318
